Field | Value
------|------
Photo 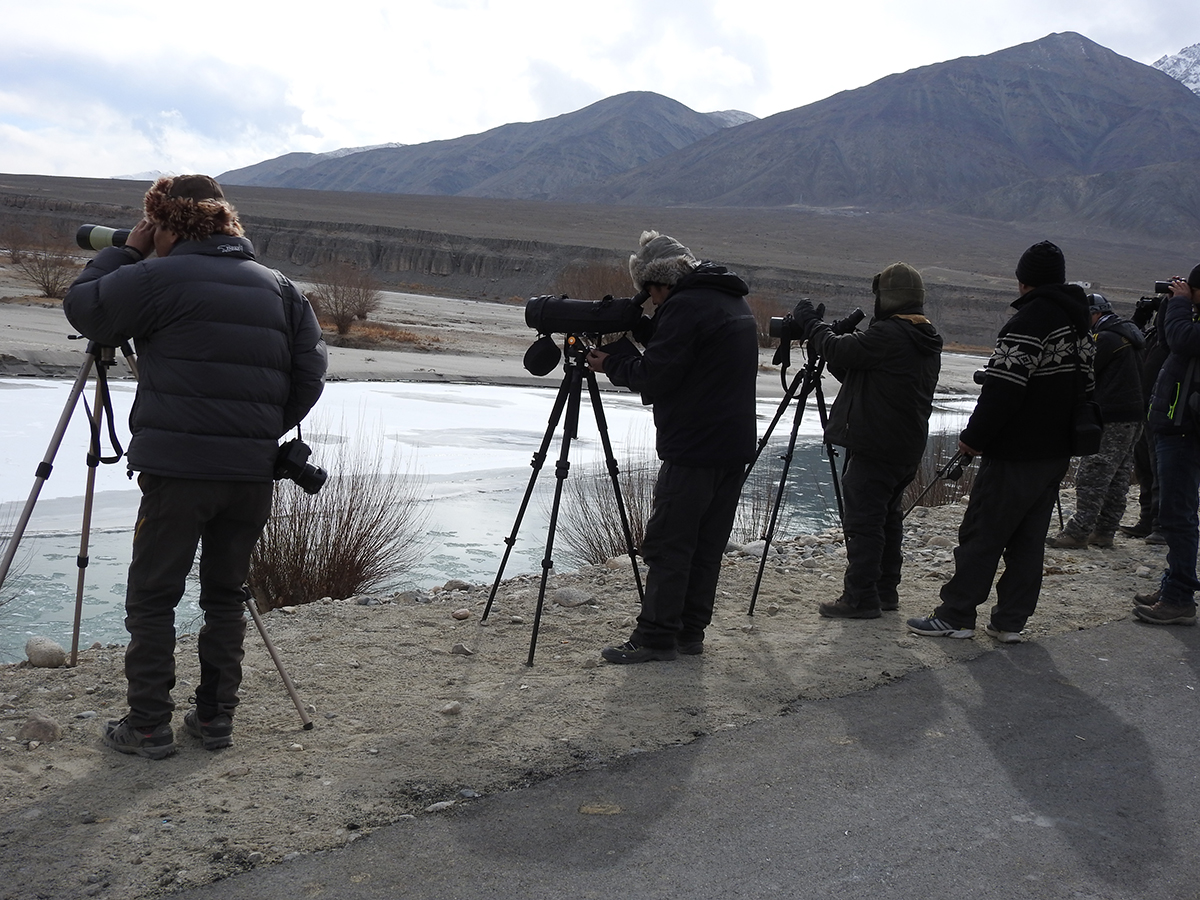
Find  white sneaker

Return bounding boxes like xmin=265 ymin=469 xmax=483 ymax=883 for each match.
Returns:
xmin=984 ymin=623 xmax=1023 ymax=644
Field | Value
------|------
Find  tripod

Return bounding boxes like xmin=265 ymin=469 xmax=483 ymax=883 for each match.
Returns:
xmin=744 ymin=309 xmax=864 ymax=615
xmin=903 ymin=449 xmax=974 ymax=519
xmin=481 ymin=335 xmax=644 ymax=665
xmin=0 ymin=341 xmax=134 ymax=664
xmin=0 ymin=341 xmax=313 ymax=727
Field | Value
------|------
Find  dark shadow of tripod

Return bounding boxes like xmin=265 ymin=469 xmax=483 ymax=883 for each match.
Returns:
xmin=745 ymin=309 xmax=864 ymax=615
xmin=481 ymin=335 xmax=644 ymax=665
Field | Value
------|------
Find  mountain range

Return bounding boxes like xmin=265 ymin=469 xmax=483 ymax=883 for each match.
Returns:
xmin=219 ymin=33 xmax=1200 ymax=235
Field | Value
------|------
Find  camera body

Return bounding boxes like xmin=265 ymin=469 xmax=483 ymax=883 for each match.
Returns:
xmin=769 ymin=306 xmax=866 ymax=341
xmin=274 ymin=439 xmax=327 ymax=495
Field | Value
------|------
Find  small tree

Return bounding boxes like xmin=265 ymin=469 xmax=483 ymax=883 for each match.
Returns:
xmin=4 ymin=225 xmax=80 ymax=299
xmin=247 ymin=430 xmax=427 ymax=609
xmin=307 ymin=262 xmax=383 ymax=335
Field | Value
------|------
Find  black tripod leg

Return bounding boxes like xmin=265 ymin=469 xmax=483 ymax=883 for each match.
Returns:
xmin=0 ymin=353 xmax=97 ymax=592
xmin=583 ymin=369 xmax=645 ymax=600
xmin=748 ymin=363 xmax=820 ymax=615
xmin=746 ymin=365 xmax=808 ymax=478
xmin=810 ymin=369 xmax=845 ymax=526
xmin=526 ymin=365 xmax=585 ymax=666
xmin=481 ymin=366 xmax=574 ymax=621
xmin=70 ymin=357 xmax=113 ymax=665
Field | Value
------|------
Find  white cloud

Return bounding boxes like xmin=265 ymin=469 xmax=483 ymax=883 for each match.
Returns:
xmin=0 ymin=0 xmax=1195 ymax=177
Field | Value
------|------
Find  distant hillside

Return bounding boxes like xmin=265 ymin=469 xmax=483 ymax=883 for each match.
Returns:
xmin=224 ymin=144 xmax=406 ymax=183
xmin=220 ymin=93 xmax=755 ymax=200
xmin=566 ymin=33 xmax=1200 ymax=214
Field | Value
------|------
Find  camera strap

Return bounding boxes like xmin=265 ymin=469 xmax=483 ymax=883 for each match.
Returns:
xmin=81 ymin=360 xmax=125 ymax=467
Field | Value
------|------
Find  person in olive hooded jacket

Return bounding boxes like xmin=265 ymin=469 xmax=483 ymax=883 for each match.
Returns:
xmin=792 ymin=262 xmax=943 ymax=619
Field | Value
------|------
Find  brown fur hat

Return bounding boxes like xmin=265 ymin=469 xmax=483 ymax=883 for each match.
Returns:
xmin=143 ymin=175 xmax=243 ymax=242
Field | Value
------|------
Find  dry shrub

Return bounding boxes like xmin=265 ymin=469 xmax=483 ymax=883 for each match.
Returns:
xmin=746 ymin=292 xmax=794 ymax=347
xmin=248 ymin=430 xmax=427 ymax=609
xmin=306 ymin=262 xmax=383 ymax=335
xmin=552 ymin=260 xmax=632 ymax=299
xmin=551 ymin=439 xmax=793 ymax=567
xmin=4 ymin=224 xmax=80 ymax=299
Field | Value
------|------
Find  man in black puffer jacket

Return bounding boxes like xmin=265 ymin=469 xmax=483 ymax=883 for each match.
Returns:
xmin=791 ymin=262 xmax=943 ymax=619
xmin=64 ymin=175 xmax=327 ymax=758
xmin=908 ymin=241 xmax=1093 ymax=643
xmin=587 ymin=231 xmax=758 ymax=663
xmin=1048 ymin=292 xmax=1145 ymax=549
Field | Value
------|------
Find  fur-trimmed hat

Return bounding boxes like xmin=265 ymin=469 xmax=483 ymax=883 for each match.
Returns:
xmin=1015 ymin=241 xmax=1066 ymax=287
xmin=628 ymin=230 xmax=697 ymax=290
xmin=143 ymin=175 xmax=243 ymax=242
xmin=873 ymin=262 xmax=925 ymax=314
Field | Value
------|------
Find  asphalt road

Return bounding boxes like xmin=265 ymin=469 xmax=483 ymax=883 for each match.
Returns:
xmin=176 ymin=618 xmax=1199 ymax=900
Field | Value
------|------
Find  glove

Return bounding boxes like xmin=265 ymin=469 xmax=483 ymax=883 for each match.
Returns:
xmin=791 ymin=299 xmax=825 ymax=341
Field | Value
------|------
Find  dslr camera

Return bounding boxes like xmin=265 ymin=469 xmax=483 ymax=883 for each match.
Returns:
xmin=769 ymin=304 xmax=866 ymax=341
xmin=274 ymin=439 xmax=327 ymax=495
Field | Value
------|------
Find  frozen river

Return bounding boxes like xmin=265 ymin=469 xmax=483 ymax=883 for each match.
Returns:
xmin=0 ymin=377 xmax=971 ymax=661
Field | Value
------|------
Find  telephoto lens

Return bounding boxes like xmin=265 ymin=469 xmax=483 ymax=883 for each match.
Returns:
xmin=76 ymin=224 xmax=131 ymax=251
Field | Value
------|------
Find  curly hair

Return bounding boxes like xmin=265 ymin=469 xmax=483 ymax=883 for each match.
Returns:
xmin=143 ymin=175 xmax=244 ymax=242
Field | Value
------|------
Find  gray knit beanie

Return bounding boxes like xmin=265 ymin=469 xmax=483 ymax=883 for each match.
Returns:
xmin=628 ymin=231 xmax=697 ymax=290
xmin=873 ymin=262 xmax=925 ymax=314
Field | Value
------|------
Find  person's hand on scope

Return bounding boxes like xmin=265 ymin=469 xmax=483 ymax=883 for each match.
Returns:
xmin=586 ymin=349 xmax=609 ymax=373
xmin=791 ymin=298 xmax=825 ymax=341
xmin=124 ymin=217 xmax=157 ymax=259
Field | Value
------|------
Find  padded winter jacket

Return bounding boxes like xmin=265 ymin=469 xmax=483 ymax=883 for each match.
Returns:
xmin=63 ymin=236 xmax=327 ymax=481
xmin=1148 ymin=295 xmax=1200 ymax=435
xmin=808 ymin=308 xmax=943 ymax=467
xmin=604 ymin=264 xmax=758 ymax=467
xmin=1091 ymin=313 xmax=1145 ymax=423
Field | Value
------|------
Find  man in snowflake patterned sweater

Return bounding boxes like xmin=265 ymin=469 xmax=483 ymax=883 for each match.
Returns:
xmin=908 ymin=241 xmax=1094 ymax=642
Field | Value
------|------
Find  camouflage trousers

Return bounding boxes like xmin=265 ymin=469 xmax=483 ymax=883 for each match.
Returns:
xmin=1063 ymin=420 xmax=1142 ymax=539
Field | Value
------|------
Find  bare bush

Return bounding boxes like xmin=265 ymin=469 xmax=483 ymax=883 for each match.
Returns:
xmin=746 ymin=293 xmax=793 ymax=348
xmin=551 ymin=441 xmax=793 ymax=567
xmin=552 ymin=260 xmax=632 ymax=299
xmin=247 ymin=431 xmax=427 ymax=609
xmin=306 ymin=263 xmax=384 ymax=335
xmin=4 ymin=225 xmax=80 ymax=298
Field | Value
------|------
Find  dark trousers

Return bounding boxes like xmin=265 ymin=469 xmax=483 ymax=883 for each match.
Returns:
xmin=124 ymin=474 xmax=273 ymax=727
xmin=1155 ymin=433 xmax=1200 ymax=607
xmin=1132 ymin=425 xmax=1160 ymax=529
xmin=630 ymin=462 xmax=744 ymax=649
xmin=934 ymin=456 xmax=1069 ymax=632
xmin=839 ymin=451 xmax=917 ymax=610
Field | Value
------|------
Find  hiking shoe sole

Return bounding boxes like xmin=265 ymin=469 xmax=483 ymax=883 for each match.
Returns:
xmin=184 ymin=709 xmax=233 ymax=750
xmin=907 ymin=615 xmax=974 ymax=638
xmin=819 ymin=600 xmax=882 ymax=619
xmin=102 ymin=717 xmax=176 ymax=760
xmin=984 ymin=623 xmax=1024 ymax=643
xmin=1133 ymin=603 xmax=1197 ymax=626
xmin=601 ymin=641 xmax=677 ymax=664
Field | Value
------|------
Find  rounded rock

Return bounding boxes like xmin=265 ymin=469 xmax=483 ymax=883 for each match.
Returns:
xmin=25 ymin=637 xmax=67 ymax=668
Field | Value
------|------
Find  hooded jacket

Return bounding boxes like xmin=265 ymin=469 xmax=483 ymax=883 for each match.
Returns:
xmin=63 ymin=236 xmax=328 ymax=481
xmin=1148 ymin=294 xmax=1200 ymax=434
xmin=808 ymin=307 xmax=943 ymax=467
xmin=961 ymin=283 xmax=1093 ymax=459
xmin=1091 ymin=312 xmax=1145 ymax=423
xmin=604 ymin=263 xmax=758 ymax=467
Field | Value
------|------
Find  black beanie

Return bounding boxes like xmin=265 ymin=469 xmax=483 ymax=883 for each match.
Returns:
xmin=1015 ymin=241 xmax=1066 ymax=287
xmin=1189 ymin=264 xmax=1200 ymax=290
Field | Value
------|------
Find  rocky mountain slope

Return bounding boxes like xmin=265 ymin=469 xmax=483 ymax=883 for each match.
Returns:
xmin=568 ymin=33 xmax=1200 ymax=212
xmin=221 ymin=93 xmax=753 ymax=200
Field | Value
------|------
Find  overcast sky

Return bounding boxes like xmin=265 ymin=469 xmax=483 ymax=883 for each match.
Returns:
xmin=1 ymin=0 xmax=1195 ymax=180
